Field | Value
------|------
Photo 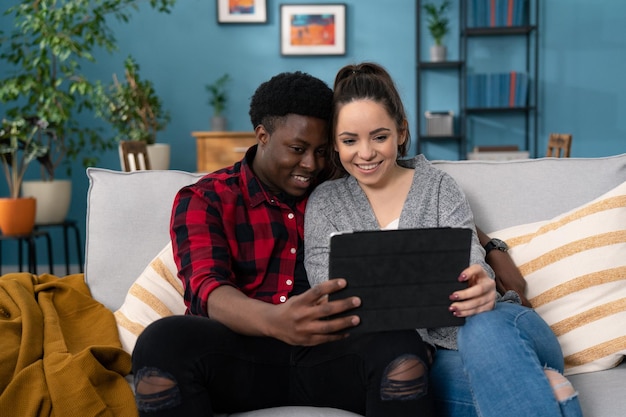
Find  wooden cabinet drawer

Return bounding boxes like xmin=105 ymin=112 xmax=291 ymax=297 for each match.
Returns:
xmin=192 ymin=131 xmax=256 ymax=173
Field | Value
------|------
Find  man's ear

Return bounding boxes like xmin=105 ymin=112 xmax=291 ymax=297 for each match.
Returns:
xmin=255 ymin=124 xmax=269 ymax=146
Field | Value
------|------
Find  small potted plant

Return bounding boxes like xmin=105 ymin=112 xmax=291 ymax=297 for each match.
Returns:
xmin=0 ymin=117 xmax=48 ymax=235
xmin=423 ymin=0 xmax=451 ymax=62
xmin=95 ymin=56 xmax=172 ymax=169
xmin=206 ymin=73 xmax=230 ymax=131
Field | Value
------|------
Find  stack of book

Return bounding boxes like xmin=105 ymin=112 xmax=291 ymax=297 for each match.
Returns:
xmin=468 ymin=0 xmax=528 ymax=28
xmin=466 ymin=71 xmax=529 ymax=109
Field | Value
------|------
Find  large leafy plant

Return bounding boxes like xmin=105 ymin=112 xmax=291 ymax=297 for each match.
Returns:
xmin=0 ymin=0 xmax=176 ymax=180
xmin=0 ymin=118 xmax=49 ymax=198
xmin=95 ymin=56 xmax=171 ymax=145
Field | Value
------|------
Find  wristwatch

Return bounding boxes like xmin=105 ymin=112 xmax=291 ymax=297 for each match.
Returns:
xmin=484 ymin=238 xmax=509 ymax=255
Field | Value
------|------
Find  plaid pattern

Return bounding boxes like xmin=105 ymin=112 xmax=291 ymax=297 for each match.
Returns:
xmin=171 ymin=146 xmax=309 ymax=316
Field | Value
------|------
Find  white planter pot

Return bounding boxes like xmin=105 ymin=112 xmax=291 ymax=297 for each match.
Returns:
xmin=147 ymin=143 xmax=171 ymax=170
xmin=211 ymin=116 xmax=227 ymax=132
xmin=430 ymin=45 xmax=447 ymax=62
xmin=21 ymin=179 xmax=72 ymax=225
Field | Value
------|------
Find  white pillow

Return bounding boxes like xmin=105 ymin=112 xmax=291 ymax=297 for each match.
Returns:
xmin=114 ymin=242 xmax=186 ymax=353
xmin=491 ymin=181 xmax=626 ymax=376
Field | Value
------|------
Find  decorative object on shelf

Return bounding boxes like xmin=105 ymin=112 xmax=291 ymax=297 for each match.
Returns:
xmin=0 ymin=118 xmax=48 ymax=235
xmin=95 ymin=56 xmax=172 ymax=170
xmin=206 ymin=74 xmax=231 ymax=132
xmin=425 ymin=111 xmax=454 ymax=136
xmin=423 ymin=0 xmax=451 ymax=62
xmin=280 ymin=4 xmax=346 ymax=56
xmin=217 ymin=0 xmax=267 ymax=24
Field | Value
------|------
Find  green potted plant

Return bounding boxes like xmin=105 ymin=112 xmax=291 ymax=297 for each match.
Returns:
xmin=206 ymin=73 xmax=231 ymax=131
xmin=423 ymin=0 xmax=451 ymax=62
xmin=0 ymin=0 xmax=176 ymax=223
xmin=95 ymin=56 xmax=172 ymax=169
xmin=0 ymin=117 xmax=48 ymax=235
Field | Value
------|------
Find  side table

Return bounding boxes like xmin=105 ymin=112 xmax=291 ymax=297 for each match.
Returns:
xmin=35 ymin=219 xmax=84 ymax=275
xmin=0 ymin=229 xmax=53 ymax=275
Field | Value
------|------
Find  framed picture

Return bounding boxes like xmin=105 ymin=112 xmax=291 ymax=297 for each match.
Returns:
xmin=217 ymin=0 xmax=267 ymax=24
xmin=280 ymin=4 xmax=346 ymax=56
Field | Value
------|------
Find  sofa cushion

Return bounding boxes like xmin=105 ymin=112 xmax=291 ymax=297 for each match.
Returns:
xmin=85 ymin=168 xmax=203 ymax=311
xmin=433 ymin=153 xmax=626 ymax=233
xmin=114 ymin=242 xmax=186 ymax=353
xmin=489 ymin=180 xmax=626 ymax=375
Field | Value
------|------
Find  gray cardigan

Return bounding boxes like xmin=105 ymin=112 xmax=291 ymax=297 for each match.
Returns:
xmin=304 ymin=155 xmax=494 ymax=350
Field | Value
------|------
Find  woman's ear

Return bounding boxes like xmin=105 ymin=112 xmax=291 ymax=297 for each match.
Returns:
xmin=398 ymin=119 xmax=409 ymax=145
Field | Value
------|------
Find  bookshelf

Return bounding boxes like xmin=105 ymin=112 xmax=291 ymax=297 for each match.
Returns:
xmin=416 ymin=0 xmax=539 ymax=159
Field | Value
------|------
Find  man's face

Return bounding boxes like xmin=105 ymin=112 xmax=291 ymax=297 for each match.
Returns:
xmin=253 ymin=114 xmax=328 ymax=197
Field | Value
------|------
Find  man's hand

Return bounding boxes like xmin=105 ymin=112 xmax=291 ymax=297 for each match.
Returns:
xmin=448 ymin=264 xmax=497 ymax=317
xmin=267 ymin=278 xmax=361 ymax=346
xmin=207 ymin=279 xmax=360 ymax=347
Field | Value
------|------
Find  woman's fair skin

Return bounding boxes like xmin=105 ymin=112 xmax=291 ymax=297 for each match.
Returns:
xmin=334 ymin=98 xmax=496 ymax=317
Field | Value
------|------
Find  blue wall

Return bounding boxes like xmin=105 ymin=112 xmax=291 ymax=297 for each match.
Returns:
xmin=1 ymin=0 xmax=625 ymax=269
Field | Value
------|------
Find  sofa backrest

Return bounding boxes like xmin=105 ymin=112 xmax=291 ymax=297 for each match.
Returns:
xmin=85 ymin=168 xmax=203 ymax=310
xmin=433 ymin=154 xmax=626 ymax=233
xmin=85 ymin=154 xmax=626 ymax=310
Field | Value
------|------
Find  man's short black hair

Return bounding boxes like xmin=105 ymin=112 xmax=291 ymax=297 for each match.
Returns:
xmin=249 ymin=71 xmax=333 ymax=133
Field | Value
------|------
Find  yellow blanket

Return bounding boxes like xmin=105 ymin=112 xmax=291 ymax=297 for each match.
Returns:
xmin=0 ymin=273 xmax=137 ymax=417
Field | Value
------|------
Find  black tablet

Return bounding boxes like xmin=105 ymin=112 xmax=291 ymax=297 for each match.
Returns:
xmin=328 ymin=227 xmax=471 ymax=333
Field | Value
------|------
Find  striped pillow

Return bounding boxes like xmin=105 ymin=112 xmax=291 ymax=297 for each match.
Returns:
xmin=114 ymin=242 xmax=186 ymax=353
xmin=490 ymin=181 xmax=626 ymax=376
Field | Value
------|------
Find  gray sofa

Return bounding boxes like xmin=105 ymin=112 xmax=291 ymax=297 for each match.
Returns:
xmin=85 ymin=153 xmax=626 ymax=417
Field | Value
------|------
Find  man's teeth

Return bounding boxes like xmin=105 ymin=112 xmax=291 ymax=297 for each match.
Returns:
xmin=294 ymin=175 xmax=310 ymax=182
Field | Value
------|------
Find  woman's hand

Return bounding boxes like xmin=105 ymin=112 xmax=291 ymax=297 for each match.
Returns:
xmin=448 ymin=264 xmax=497 ymax=318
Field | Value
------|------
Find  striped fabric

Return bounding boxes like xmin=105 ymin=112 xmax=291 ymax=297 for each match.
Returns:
xmin=114 ymin=242 xmax=186 ymax=353
xmin=491 ymin=181 xmax=626 ymax=375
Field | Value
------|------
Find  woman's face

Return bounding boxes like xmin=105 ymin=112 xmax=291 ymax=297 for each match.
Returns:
xmin=334 ymin=99 xmax=406 ymax=188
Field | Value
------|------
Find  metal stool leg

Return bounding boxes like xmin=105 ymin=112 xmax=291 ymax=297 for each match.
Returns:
xmin=62 ymin=223 xmax=70 ymax=275
xmin=27 ymin=236 xmax=37 ymax=274
xmin=70 ymin=222 xmax=84 ymax=273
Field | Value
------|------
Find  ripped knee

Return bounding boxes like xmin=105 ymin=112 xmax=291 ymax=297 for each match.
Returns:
xmin=380 ymin=354 xmax=428 ymax=401
xmin=544 ymin=368 xmax=577 ymax=403
xmin=134 ymin=367 xmax=181 ymax=412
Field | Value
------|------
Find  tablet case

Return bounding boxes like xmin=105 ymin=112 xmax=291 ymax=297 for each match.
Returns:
xmin=328 ymin=227 xmax=471 ymax=333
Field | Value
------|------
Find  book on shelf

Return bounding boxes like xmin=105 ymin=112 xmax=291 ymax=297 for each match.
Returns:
xmin=469 ymin=0 xmax=528 ymax=28
xmin=466 ymin=71 xmax=528 ymax=109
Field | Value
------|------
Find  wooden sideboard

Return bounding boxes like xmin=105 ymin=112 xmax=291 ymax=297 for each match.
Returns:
xmin=192 ymin=131 xmax=257 ymax=173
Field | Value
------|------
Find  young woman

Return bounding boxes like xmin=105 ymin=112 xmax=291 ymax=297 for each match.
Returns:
xmin=304 ymin=62 xmax=583 ymax=417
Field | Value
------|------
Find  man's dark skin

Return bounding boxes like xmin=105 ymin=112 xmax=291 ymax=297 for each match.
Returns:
xmin=206 ymin=113 xmax=362 ymax=347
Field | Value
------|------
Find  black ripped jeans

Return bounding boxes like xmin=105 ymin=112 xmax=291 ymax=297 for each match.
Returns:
xmin=132 ymin=316 xmax=434 ymax=417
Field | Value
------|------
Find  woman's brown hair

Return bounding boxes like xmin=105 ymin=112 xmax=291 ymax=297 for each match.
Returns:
xmin=328 ymin=62 xmax=411 ymax=178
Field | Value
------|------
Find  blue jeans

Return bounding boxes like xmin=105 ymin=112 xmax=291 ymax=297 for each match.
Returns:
xmin=430 ymin=302 xmax=583 ymax=417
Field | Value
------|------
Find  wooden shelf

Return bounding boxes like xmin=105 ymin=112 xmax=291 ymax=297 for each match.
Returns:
xmin=192 ymin=131 xmax=256 ymax=173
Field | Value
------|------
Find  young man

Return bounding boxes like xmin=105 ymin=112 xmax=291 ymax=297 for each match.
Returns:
xmin=131 ymin=71 xmax=434 ymax=416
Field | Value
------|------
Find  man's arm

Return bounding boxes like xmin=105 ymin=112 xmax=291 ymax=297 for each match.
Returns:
xmin=476 ymin=227 xmax=531 ymax=307
xmin=208 ymin=280 xmax=361 ymax=346
xmin=171 ymin=184 xmax=361 ymax=346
